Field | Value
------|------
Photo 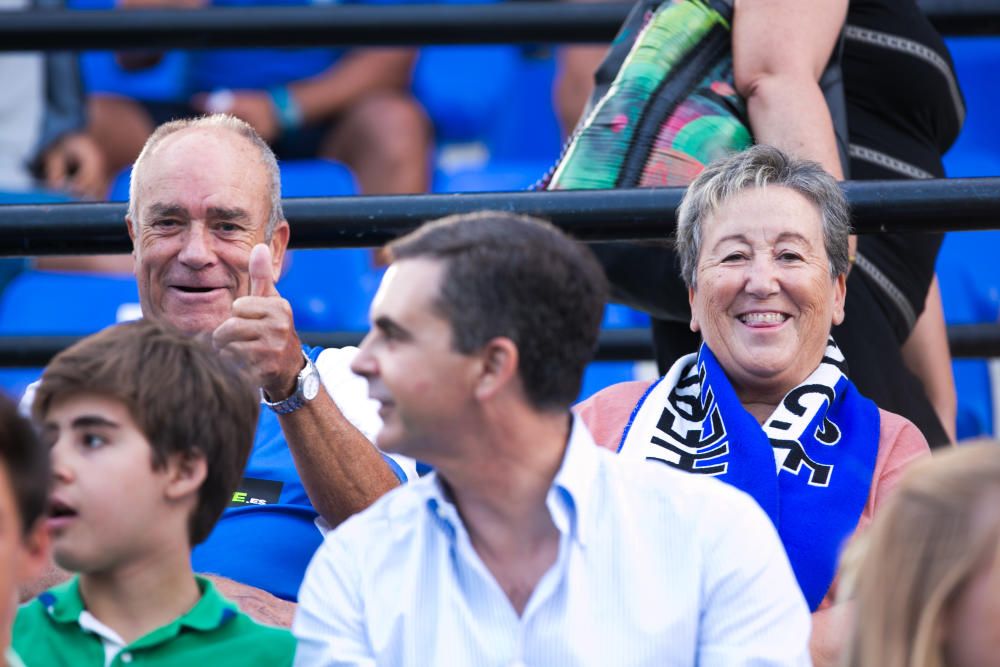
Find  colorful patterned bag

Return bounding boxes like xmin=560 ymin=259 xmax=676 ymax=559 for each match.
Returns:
xmin=546 ymin=0 xmax=751 ymax=190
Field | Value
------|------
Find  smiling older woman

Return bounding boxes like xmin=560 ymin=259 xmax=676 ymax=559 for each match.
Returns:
xmin=576 ymin=145 xmax=931 ymax=640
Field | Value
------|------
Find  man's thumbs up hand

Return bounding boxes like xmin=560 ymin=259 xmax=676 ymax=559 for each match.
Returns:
xmin=214 ymin=243 xmax=304 ymax=400
xmin=249 ymin=243 xmax=279 ymax=298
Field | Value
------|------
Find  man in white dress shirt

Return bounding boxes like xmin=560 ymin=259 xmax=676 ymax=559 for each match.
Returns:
xmin=293 ymin=211 xmax=813 ymax=666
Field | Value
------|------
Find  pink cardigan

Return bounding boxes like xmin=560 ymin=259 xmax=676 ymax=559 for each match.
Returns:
xmin=574 ymin=379 xmax=931 ymax=608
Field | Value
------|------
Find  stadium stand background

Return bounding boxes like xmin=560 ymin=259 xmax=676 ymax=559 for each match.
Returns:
xmin=0 ymin=0 xmax=997 ymax=438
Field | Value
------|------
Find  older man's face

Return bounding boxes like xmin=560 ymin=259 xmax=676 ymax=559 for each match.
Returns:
xmin=127 ymin=128 xmax=287 ymax=336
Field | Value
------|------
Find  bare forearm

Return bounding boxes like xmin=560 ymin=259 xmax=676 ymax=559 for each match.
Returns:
xmin=292 ymin=49 xmax=416 ymax=125
xmin=280 ymin=389 xmax=399 ymax=527
xmin=901 ymin=276 xmax=957 ymax=442
xmin=733 ymin=0 xmax=847 ymax=178
xmin=555 ymin=45 xmax=607 ymax=136
xmin=745 ymin=76 xmax=843 ymax=179
xmin=203 ymin=575 xmax=295 ymax=628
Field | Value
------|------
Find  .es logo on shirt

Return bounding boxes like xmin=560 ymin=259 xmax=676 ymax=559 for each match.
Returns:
xmin=229 ymin=477 xmax=283 ymax=507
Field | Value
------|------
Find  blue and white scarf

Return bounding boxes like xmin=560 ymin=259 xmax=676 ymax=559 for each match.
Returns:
xmin=618 ymin=338 xmax=879 ymax=610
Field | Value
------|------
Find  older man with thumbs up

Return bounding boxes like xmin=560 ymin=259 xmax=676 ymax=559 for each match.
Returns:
xmin=108 ymin=114 xmax=408 ymax=618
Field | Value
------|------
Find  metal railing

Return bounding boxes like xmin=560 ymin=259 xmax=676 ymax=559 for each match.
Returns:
xmin=2 ymin=177 xmax=999 ymax=256
xmin=0 ymin=323 xmax=995 ymax=368
xmin=1 ymin=1 xmax=997 ymax=53
xmin=0 ymin=0 xmax=997 ymax=360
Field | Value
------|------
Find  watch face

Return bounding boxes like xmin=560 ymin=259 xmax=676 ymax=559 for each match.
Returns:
xmin=302 ymin=370 xmax=321 ymax=401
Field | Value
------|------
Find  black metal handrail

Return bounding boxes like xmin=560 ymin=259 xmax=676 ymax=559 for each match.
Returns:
xmin=0 ymin=1 xmax=997 ymax=53
xmin=0 ymin=324 xmax=996 ymax=368
xmin=1 ymin=178 xmax=998 ymax=256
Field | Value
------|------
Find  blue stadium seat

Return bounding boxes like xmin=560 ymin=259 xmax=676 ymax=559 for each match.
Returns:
xmin=273 ymin=160 xmax=375 ymax=333
xmin=414 ymin=45 xmax=521 ymax=145
xmin=937 ymin=37 xmax=1000 ymax=439
xmin=69 ymin=0 xmax=190 ymax=101
xmin=938 ymin=231 xmax=1000 ymax=440
xmin=943 ymin=37 xmax=1000 ymax=178
xmin=416 ymin=38 xmax=563 ymax=193
xmin=280 ymin=159 xmax=358 ymax=198
xmin=107 ymin=157 xmax=357 ymax=202
xmin=578 ymin=305 xmax=653 ymax=403
xmin=0 ymin=272 xmax=139 ymax=335
xmin=278 ymin=248 xmax=383 ymax=333
xmin=0 ymin=272 xmax=140 ymax=397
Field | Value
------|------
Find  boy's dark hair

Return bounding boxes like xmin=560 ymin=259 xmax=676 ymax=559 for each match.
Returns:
xmin=387 ymin=211 xmax=609 ymax=411
xmin=0 ymin=393 xmax=51 ymax=537
xmin=32 ymin=319 xmax=259 ymax=545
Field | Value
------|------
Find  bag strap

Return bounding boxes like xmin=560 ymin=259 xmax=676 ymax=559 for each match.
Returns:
xmin=820 ymin=30 xmax=851 ymax=178
xmin=704 ymin=0 xmax=734 ymax=21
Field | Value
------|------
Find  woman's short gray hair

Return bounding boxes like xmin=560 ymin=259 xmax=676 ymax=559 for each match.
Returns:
xmin=127 ymin=114 xmax=284 ymax=241
xmin=675 ymin=144 xmax=851 ymax=288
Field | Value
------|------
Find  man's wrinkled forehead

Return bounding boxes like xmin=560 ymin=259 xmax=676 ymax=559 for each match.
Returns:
xmin=144 ymin=201 xmax=252 ymax=225
xmin=132 ymin=127 xmax=269 ymax=217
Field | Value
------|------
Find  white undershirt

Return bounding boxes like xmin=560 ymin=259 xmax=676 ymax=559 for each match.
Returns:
xmin=78 ymin=610 xmax=131 ymax=667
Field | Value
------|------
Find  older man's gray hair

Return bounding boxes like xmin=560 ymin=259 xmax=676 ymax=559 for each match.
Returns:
xmin=675 ymin=144 xmax=851 ymax=288
xmin=127 ymin=114 xmax=284 ymax=241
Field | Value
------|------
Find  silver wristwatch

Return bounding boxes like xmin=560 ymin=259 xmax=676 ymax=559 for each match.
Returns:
xmin=261 ymin=350 xmax=321 ymax=415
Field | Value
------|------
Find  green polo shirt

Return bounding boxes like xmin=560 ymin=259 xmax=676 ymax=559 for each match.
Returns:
xmin=13 ymin=576 xmax=294 ymax=667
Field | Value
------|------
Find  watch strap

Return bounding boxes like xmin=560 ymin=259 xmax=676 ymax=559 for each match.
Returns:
xmin=261 ymin=350 xmax=316 ymax=415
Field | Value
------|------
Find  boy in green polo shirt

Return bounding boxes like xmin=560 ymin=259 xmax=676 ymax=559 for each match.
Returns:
xmin=14 ymin=320 xmax=295 ymax=666
xmin=0 ymin=394 xmax=52 ymax=667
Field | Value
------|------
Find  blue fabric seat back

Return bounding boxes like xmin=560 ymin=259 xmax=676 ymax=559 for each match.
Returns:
xmin=69 ymin=0 xmax=189 ymax=101
xmin=0 ymin=272 xmax=140 ymax=335
xmin=0 ymin=272 xmax=140 ymax=397
xmin=414 ymin=45 xmax=521 ymax=145
xmin=938 ymin=231 xmax=1000 ymax=440
xmin=272 ymin=159 xmax=374 ymax=332
xmin=943 ymin=37 xmax=1000 ymax=177
xmin=414 ymin=5 xmax=562 ymax=194
xmin=424 ymin=48 xmax=563 ymax=193
xmin=578 ymin=304 xmax=653 ymax=403
xmin=937 ymin=37 xmax=1000 ymax=439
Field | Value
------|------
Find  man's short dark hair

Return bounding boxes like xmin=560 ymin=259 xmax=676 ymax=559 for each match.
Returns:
xmin=387 ymin=211 xmax=609 ymax=411
xmin=0 ymin=393 xmax=50 ymax=537
xmin=32 ymin=319 xmax=259 ymax=545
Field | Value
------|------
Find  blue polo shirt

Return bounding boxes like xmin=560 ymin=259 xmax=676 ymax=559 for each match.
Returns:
xmin=190 ymin=345 xmax=406 ymax=601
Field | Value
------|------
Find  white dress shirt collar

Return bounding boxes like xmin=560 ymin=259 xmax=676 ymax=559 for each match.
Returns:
xmin=419 ymin=414 xmax=598 ymax=550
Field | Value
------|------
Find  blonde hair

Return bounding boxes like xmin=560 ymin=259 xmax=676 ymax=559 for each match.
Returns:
xmin=840 ymin=441 xmax=1000 ymax=667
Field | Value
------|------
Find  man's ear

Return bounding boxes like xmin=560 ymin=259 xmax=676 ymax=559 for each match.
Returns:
xmin=16 ymin=518 xmax=51 ymax=584
xmin=268 ymin=220 xmax=291 ymax=283
xmin=164 ymin=451 xmax=208 ymax=503
xmin=474 ymin=337 xmax=519 ymax=403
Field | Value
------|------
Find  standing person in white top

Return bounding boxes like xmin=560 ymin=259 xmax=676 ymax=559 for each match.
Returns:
xmin=293 ymin=211 xmax=813 ymax=666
